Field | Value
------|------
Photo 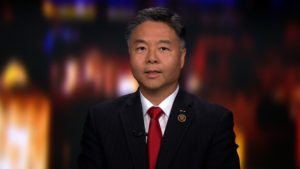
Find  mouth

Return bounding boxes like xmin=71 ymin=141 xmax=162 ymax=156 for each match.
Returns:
xmin=144 ymin=70 xmax=162 ymax=78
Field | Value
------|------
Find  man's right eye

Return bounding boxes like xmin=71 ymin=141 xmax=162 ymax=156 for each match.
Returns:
xmin=136 ymin=47 xmax=146 ymax=52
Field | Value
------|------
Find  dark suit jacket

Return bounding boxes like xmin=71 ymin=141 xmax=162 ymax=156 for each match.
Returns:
xmin=78 ymin=88 xmax=240 ymax=169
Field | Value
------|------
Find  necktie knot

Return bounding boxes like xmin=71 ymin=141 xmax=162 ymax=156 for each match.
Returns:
xmin=147 ymin=107 xmax=163 ymax=120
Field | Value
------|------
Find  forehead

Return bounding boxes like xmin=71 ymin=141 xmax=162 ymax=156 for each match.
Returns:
xmin=129 ymin=21 xmax=180 ymax=42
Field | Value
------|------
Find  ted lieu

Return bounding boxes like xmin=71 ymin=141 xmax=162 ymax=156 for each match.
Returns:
xmin=78 ymin=7 xmax=240 ymax=169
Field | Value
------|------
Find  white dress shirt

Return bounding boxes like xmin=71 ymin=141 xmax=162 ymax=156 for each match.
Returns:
xmin=140 ymin=86 xmax=179 ymax=137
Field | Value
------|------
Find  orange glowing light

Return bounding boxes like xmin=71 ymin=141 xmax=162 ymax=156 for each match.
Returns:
xmin=42 ymin=1 xmax=55 ymax=19
xmin=62 ymin=58 xmax=79 ymax=96
xmin=82 ymin=49 xmax=104 ymax=93
xmin=1 ymin=59 xmax=28 ymax=90
xmin=234 ymin=127 xmax=245 ymax=169
xmin=42 ymin=1 xmax=96 ymax=20
xmin=0 ymin=91 xmax=50 ymax=169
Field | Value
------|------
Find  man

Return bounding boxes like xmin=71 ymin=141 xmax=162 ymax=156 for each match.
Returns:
xmin=78 ymin=7 xmax=240 ymax=169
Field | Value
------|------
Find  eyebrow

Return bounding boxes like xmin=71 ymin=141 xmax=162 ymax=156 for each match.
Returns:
xmin=158 ymin=40 xmax=172 ymax=45
xmin=133 ymin=39 xmax=146 ymax=44
xmin=133 ymin=39 xmax=172 ymax=45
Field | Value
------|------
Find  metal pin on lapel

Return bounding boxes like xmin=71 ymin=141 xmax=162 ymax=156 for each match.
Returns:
xmin=178 ymin=110 xmax=187 ymax=123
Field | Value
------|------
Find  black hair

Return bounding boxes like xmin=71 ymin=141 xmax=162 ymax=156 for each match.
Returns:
xmin=125 ymin=7 xmax=186 ymax=47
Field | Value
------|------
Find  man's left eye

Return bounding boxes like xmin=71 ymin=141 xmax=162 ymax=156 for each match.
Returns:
xmin=159 ymin=47 xmax=170 ymax=52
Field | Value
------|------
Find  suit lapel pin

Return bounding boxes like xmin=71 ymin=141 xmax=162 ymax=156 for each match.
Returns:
xmin=178 ymin=110 xmax=187 ymax=123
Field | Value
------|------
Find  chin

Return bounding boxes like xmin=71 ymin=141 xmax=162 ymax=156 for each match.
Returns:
xmin=139 ymin=82 xmax=163 ymax=92
xmin=144 ymin=84 xmax=162 ymax=91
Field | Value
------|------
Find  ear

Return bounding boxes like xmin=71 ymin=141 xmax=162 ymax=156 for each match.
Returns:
xmin=180 ymin=48 xmax=186 ymax=69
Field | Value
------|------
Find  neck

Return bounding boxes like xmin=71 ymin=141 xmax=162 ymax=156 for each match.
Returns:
xmin=139 ymin=84 xmax=178 ymax=105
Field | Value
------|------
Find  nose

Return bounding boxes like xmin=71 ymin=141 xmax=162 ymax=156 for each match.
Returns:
xmin=146 ymin=48 xmax=158 ymax=64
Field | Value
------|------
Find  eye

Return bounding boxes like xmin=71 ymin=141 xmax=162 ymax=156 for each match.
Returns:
xmin=136 ymin=46 xmax=146 ymax=53
xmin=159 ymin=47 xmax=170 ymax=52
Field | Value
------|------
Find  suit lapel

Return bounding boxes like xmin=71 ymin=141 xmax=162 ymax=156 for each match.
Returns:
xmin=120 ymin=91 xmax=148 ymax=169
xmin=156 ymin=89 xmax=194 ymax=169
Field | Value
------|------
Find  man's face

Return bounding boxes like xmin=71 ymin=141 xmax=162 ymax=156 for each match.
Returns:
xmin=128 ymin=21 xmax=186 ymax=92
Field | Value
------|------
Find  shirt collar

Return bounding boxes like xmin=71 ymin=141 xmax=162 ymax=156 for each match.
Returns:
xmin=140 ymin=85 xmax=179 ymax=117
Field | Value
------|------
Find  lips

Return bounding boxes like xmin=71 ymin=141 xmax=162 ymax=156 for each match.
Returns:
xmin=144 ymin=69 xmax=162 ymax=78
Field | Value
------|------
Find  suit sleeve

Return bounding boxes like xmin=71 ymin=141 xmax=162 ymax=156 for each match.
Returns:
xmin=206 ymin=110 xmax=240 ymax=169
xmin=78 ymin=108 xmax=106 ymax=169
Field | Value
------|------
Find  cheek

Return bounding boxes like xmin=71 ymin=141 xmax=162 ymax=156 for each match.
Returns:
xmin=164 ymin=55 xmax=182 ymax=71
xmin=130 ymin=57 xmax=143 ymax=73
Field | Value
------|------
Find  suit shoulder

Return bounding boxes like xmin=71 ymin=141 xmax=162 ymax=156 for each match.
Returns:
xmin=189 ymin=93 xmax=233 ymax=118
xmin=89 ymin=93 xmax=134 ymax=115
xmin=187 ymin=93 xmax=234 ymax=134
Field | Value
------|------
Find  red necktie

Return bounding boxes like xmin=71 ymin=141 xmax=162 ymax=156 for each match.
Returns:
xmin=147 ymin=107 xmax=163 ymax=169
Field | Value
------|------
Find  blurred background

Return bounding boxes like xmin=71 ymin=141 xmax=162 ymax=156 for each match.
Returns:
xmin=0 ymin=0 xmax=299 ymax=169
